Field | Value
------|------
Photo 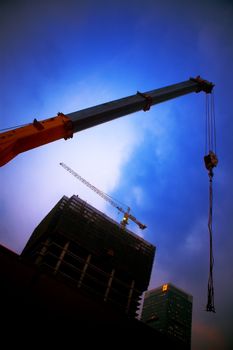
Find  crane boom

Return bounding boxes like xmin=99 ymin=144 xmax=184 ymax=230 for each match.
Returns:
xmin=60 ymin=162 xmax=147 ymax=230
xmin=0 ymin=76 xmax=214 ymax=166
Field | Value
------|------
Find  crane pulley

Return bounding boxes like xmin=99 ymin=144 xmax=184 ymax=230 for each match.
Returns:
xmin=59 ymin=162 xmax=147 ymax=230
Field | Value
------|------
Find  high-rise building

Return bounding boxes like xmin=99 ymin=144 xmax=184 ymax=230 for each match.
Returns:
xmin=140 ymin=283 xmax=193 ymax=349
xmin=21 ymin=194 xmax=155 ymax=318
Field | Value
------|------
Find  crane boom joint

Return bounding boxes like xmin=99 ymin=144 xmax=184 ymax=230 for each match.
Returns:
xmin=137 ymin=91 xmax=153 ymax=111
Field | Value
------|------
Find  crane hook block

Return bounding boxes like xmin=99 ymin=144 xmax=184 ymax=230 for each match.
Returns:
xmin=204 ymin=151 xmax=218 ymax=171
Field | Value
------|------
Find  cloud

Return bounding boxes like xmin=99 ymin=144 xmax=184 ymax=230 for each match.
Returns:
xmin=183 ymin=218 xmax=207 ymax=254
xmin=192 ymin=321 xmax=227 ymax=350
xmin=131 ymin=186 xmax=145 ymax=207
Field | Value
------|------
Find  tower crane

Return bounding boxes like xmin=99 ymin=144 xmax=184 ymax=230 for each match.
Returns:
xmin=0 ymin=76 xmax=213 ymax=167
xmin=60 ymin=162 xmax=147 ymax=230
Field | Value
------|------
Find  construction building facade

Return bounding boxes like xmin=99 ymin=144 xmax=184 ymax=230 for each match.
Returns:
xmin=21 ymin=195 xmax=155 ymax=318
xmin=141 ymin=283 xmax=193 ymax=349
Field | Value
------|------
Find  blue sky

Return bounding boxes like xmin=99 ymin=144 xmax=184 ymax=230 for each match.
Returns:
xmin=1 ymin=0 xmax=233 ymax=348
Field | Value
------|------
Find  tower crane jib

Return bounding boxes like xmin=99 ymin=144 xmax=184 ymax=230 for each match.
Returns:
xmin=59 ymin=162 xmax=147 ymax=230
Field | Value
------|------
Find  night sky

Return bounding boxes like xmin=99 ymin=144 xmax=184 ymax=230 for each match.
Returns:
xmin=1 ymin=0 xmax=233 ymax=348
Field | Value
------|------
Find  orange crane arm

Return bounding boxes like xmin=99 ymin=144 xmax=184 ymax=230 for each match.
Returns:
xmin=0 ymin=114 xmax=73 ymax=166
xmin=0 ymin=76 xmax=214 ymax=166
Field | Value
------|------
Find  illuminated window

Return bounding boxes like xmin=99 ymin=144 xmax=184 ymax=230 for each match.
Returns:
xmin=162 ymin=284 xmax=168 ymax=292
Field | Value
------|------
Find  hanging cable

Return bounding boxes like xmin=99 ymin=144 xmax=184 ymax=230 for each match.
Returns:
xmin=204 ymin=91 xmax=218 ymax=312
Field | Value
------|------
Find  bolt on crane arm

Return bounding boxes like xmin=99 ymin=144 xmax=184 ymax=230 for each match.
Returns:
xmin=0 ymin=76 xmax=214 ymax=166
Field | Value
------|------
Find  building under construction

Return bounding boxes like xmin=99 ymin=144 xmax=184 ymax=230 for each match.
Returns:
xmin=21 ymin=194 xmax=155 ymax=318
xmin=0 ymin=197 xmax=190 ymax=346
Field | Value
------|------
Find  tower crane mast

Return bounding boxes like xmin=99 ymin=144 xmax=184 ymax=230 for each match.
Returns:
xmin=60 ymin=162 xmax=146 ymax=230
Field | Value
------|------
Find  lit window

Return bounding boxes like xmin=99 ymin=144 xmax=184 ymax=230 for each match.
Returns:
xmin=162 ymin=284 xmax=168 ymax=292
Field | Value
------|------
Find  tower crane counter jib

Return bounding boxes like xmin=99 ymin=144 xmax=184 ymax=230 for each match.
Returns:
xmin=0 ymin=76 xmax=213 ymax=166
xmin=59 ymin=162 xmax=147 ymax=230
